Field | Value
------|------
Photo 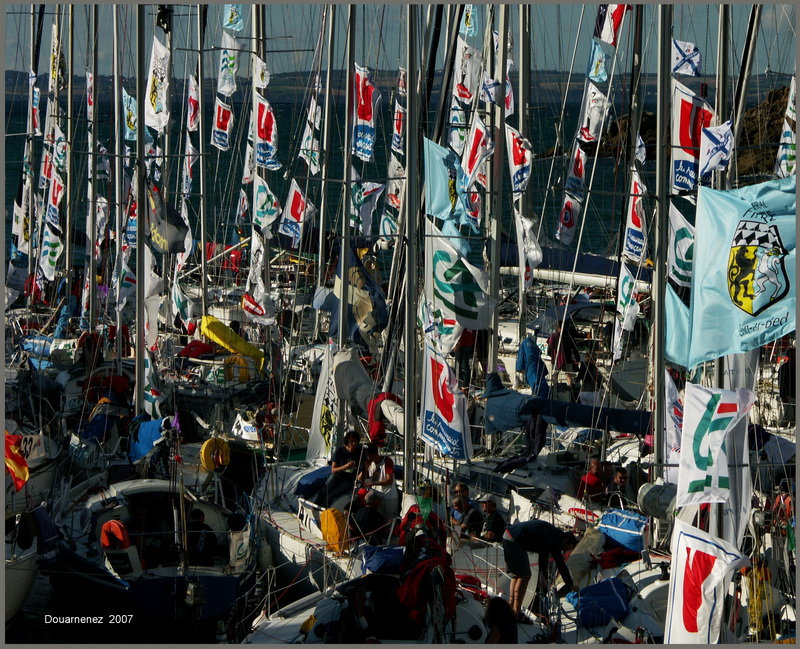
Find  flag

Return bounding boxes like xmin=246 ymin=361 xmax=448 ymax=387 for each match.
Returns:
xmin=242 ymin=277 xmax=276 ymax=326
xmin=775 ymin=75 xmax=796 ymax=178
xmin=86 ymin=71 xmax=94 ymax=123
xmin=144 ymin=179 xmax=189 ymax=254
xmin=350 ymin=171 xmax=385 ymax=237
xmin=587 ymin=37 xmax=615 ymax=83
xmin=452 ymin=37 xmax=482 ymax=104
xmin=665 ymin=283 xmax=690 ymax=367
xmin=252 ymin=54 xmax=270 ymax=89
xmin=31 ymin=86 xmax=42 ymax=136
xmin=612 ymin=262 xmax=640 ymax=361
xmin=46 ymin=169 xmax=65 ymax=227
xmin=212 ymin=97 xmax=234 ymax=151
xmin=686 ymin=178 xmax=795 ymax=367
xmin=459 ymin=4 xmax=477 ymax=37
xmin=676 ymin=383 xmax=755 ymax=508
xmin=217 ymin=31 xmax=239 ymax=96
xmin=391 ymin=100 xmax=406 ymax=154
xmin=246 ymin=229 xmax=265 ymax=286
xmin=668 ymin=201 xmax=695 ymax=287
xmin=672 ymin=39 xmax=702 ymax=76
xmin=352 ymin=63 xmax=381 ymax=162
xmin=52 ymin=124 xmax=67 ymax=171
xmin=479 ymin=74 xmax=501 ymax=106
xmin=448 ymin=100 xmax=468 ymax=155
xmin=635 ymin=133 xmax=647 ymax=163
xmin=299 ymin=97 xmax=321 ymax=174
xmin=555 ymin=192 xmax=583 ymax=246
xmin=39 ymin=224 xmax=63 ymax=281
xmin=175 ymin=199 xmax=193 ymax=271
xmin=698 ymin=120 xmax=733 ymax=179
xmin=48 ymin=24 xmax=65 ymax=94
xmin=594 ymin=4 xmax=629 ymax=47
xmin=396 ymin=67 xmax=407 ymax=97
xmin=253 ymin=94 xmax=281 ymax=170
xmin=564 ymin=142 xmax=587 ymax=195
xmin=665 ymin=519 xmax=749 ymax=643
xmin=143 ymin=246 xmax=163 ymax=350
xmin=241 ymin=140 xmax=254 ymax=184
xmin=505 ymin=59 xmax=515 ymax=117
xmin=278 ymin=179 xmax=315 ymax=248
xmin=420 ymin=343 xmax=472 ymax=460
xmin=513 ymin=210 xmax=543 ymax=291
xmin=143 ymin=351 xmax=165 ymax=418
xmin=307 ymin=347 xmax=338 ymax=463
xmin=5 ymin=434 xmax=29 ymax=491
xmin=171 ymin=272 xmax=194 ymax=328
xmin=664 ymin=369 xmax=683 ymax=484
xmin=461 ymin=112 xmax=494 ymax=191
xmin=182 ymin=139 xmax=199 ymax=196
xmin=187 ymin=74 xmax=200 ymax=131
xmin=122 ymin=87 xmax=137 ymax=140
xmin=576 ymin=81 xmax=609 ymax=144
xmin=235 ymin=188 xmax=249 ymax=228
xmin=253 ymin=174 xmax=282 ymax=233
xmin=379 ymin=154 xmax=405 ymax=237
xmin=671 ymin=79 xmax=714 ymax=193
xmin=505 ymin=124 xmax=532 ymax=192
xmin=144 ymin=36 xmax=170 ymax=132
xmin=222 ymin=4 xmax=245 ymax=32
xmin=622 ymin=170 xmax=647 ymax=262
xmin=115 ymin=248 xmax=136 ymax=312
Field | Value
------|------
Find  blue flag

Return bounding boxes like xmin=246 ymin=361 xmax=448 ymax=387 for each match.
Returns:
xmin=665 ymin=284 xmax=690 ymax=367
xmin=222 ymin=4 xmax=245 ymax=32
xmin=587 ymin=37 xmax=614 ymax=83
xmin=686 ymin=177 xmax=796 ymax=368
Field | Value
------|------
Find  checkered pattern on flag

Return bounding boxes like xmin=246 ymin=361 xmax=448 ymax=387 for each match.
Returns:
xmin=675 ymin=382 xmax=755 ymax=508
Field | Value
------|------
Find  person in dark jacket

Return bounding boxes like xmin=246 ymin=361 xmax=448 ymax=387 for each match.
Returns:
xmin=350 ymin=490 xmax=388 ymax=546
xmin=451 ymin=496 xmax=483 ymax=538
xmin=477 ymin=497 xmax=505 ymax=542
xmin=502 ymin=519 xmax=577 ymax=622
xmin=314 ymin=431 xmax=364 ymax=508
xmin=483 ymin=596 xmax=518 ymax=643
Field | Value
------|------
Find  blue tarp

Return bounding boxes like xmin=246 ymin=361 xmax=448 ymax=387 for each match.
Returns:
xmin=294 ymin=465 xmax=331 ymax=498
xmin=566 ymin=576 xmax=630 ymax=627
xmin=128 ymin=417 xmax=166 ymax=462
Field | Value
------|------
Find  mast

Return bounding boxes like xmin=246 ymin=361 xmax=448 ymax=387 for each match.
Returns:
xmin=63 ymin=6 xmax=74 ymax=294
xmin=135 ymin=4 xmax=146 ymax=414
xmin=197 ymin=4 xmax=208 ymax=316
xmin=403 ymin=3 xmax=419 ymax=497
xmin=487 ymin=5 xmax=508 ymax=378
xmin=316 ymin=5 xmax=336 ymax=295
xmin=113 ymin=5 xmax=123 ymax=363
xmin=730 ymin=5 xmax=762 ymax=184
xmin=25 ymin=5 xmax=37 ymax=280
xmin=516 ymin=4 xmax=531 ymax=349
xmin=87 ymin=4 xmax=98 ymax=330
xmin=652 ymin=4 xmax=673 ymax=471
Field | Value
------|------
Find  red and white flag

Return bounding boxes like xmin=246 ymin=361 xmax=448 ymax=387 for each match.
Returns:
xmin=254 ymin=94 xmax=280 ymax=170
xmin=665 ymin=519 xmax=748 ymax=643
xmin=278 ymin=179 xmax=316 ymax=248
xmin=555 ymin=192 xmax=582 ymax=246
xmin=86 ymin=71 xmax=94 ymax=122
xmin=461 ymin=113 xmax=494 ymax=190
xmin=211 ymin=97 xmax=234 ymax=151
xmin=452 ymin=37 xmax=482 ymax=104
xmin=187 ymin=74 xmax=200 ymax=131
xmin=594 ymin=4 xmax=630 ymax=47
xmin=505 ymin=123 xmax=532 ymax=192
xmin=391 ymin=100 xmax=406 ymax=155
xmin=352 ymin=63 xmax=381 ymax=162
xmin=45 ymin=169 xmax=66 ymax=227
xmin=664 ymin=369 xmax=683 ymax=484
xmin=182 ymin=139 xmax=199 ymax=196
xmin=671 ymin=79 xmax=714 ymax=192
xmin=576 ymin=81 xmax=609 ymax=144
xmin=144 ymin=36 xmax=170 ymax=132
xmin=622 ymin=170 xmax=647 ymax=262
xmin=565 ymin=142 xmax=587 ymax=194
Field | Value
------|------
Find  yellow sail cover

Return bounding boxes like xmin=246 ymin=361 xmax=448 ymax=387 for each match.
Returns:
xmin=200 ymin=315 xmax=265 ymax=372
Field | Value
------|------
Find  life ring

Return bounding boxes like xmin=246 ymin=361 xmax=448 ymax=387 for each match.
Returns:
xmin=200 ymin=437 xmax=231 ymax=472
xmin=568 ymin=507 xmax=600 ymax=523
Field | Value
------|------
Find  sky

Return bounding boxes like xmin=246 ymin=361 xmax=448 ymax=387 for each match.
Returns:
xmin=4 ymin=4 xmax=796 ymax=85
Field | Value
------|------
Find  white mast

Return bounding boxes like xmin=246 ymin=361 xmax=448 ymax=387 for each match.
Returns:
xmin=134 ymin=4 xmax=146 ymax=414
xmin=112 ymin=4 xmax=123 ymax=363
xmin=196 ymin=5 xmax=208 ymax=316
xmin=87 ymin=4 xmax=98 ymax=329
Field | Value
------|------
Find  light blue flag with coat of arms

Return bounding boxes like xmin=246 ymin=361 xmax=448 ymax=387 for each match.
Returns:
xmin=686 ymin=177 xmax=796 ymax=368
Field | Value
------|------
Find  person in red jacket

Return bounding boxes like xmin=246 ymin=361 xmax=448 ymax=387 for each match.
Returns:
xmin=576 ymin=459 xmax=605 ymax=502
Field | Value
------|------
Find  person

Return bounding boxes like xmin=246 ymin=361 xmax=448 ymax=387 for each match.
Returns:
xmin=483 ymin=596 xmax=518 ymax=644
xmin=449 ymin=483 xmax=478 ymax=527
xmin=575 ymin=352 xmax=604 ymax=403
xmin=778 ymin=346 xmax=796 ymax=425
xmin=605 ymin=467 xmax=629 ymax=506
xmin=477 ymin=497 xmax=505 ymax=543
xmin=453 ymin=329 xmax=477 ymax=389
xmin=396 ymin=483 xmax=448 ymax=547
xmin=576 ymin=459 xmax=605 ymax=503
xmin=359 ymin=443 xmax=399 ymax=518
xmin=314 ymin=431 xmax=363 ymax=508
xmin=502 ymin=519 xmax=577 ymax=622
xmin=547 ymin=321 xmax=580 ymax=385
xmin=451 ymin=496 xmax=483 ymax=538
xmin=186 ymin=508 xmax=219 ymax=566
xmin=351 ymin=490 xmax=388 ymax=546
xmin=337 ymin=585 xmax=378 ymax=643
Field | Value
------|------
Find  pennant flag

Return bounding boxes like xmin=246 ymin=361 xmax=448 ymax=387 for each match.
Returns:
xmin=175 ymin=200 xmax=194 ymax=271
xmin=144 ymin=36 xmax=170 ymax=132
xmin=479 ymin=74 xmax=501 ymax=106
xmin=391 ymin=100 xmax=406 ymax=155
xmin=217 ymin=31 xmax=239 ymax=96
xmin=39 ymin=224 xmax=63 ymax=281
xmin=448 ymin=100 xmax=468 ymax=155
xmin=122 ymin=88 xmax=137 ymax=140
xmin=242 ymin=276 xmax=276 ymax=325
xmin=420 ymin=343 xmax=472 ymax=460
xmin=665 ymin=519 xmax=749 ymax=643
xmin=46 ymin=169 xmax=66 ymax=227
xmin=635 ymin=133 xmax=647 ymax=163
xmin=31 ymin=86 xmax=42 ymax=136
xmin=143 ymin=351 xmax=165 ymax=418
xmin=115 ymin=248 xmax=136 ymax=312
xmin=144 ymin=179 xmax=189 ymax=254
xmin=86 ymin=71 xmax=94 ymax=122
xmin=182 ymin=139 xmax=199 ymax=196
xmin=246 ymin=229 xmax=265 ymax=286
xmin=665 ymin=283 xmax=690 ymax=367
xmin=668 ymin=201 xmax=695 ymax=287
xmin=235 ymin=188 xmax=249 ymax=228
xmin=171 ymin=272 xmax=195 ymax=328
xmin=299 ymin=96 xmax=321 ymax=174
xmin=594 ymin=4 xmax=630 ymax=47
xmin=94 ymin=142 xmax=111 ymax=179
xmin=379 ymin=154 xmax=405 ymax=237
xmin=52 ymin=124 xmax=67 ymax=171
xmin=505 ymin=124 xmax=533 ymax=192
xmin=396 ymin=67 xmax=407 ymax=97
xmin=513 ymin=210 xmax=543 ymax=291
xmin=672 ymin=39 xmax=702 ymax=76
xmin=242 ymin=140 xmax=254 ymax=184
xmin=350 ymin=176 xmax=385 ymax=237
xmin=306 ymin=347 xmax=337 ymax=463
xmin=39 ymin=148 xmax=52 ymax=190
xmin=461 ymin=112 xmax=494 ymax=191
xmin=671 ymin=79 xmax=714 ymax=193
xmin=222 ymin=4 xmax=245 ymax=32
xmin=676 ymin=383 xmax=755 ymax=507
xmin=587 ymin=37 xmax=615 ymax=83
xmin=5 ymin=434 xmax=30 ymax=492
xmin=253 ymin=174 xmax=282 ymax=233
xmin=352 ymin=63 xmax=381 ymax=162
xmin=564 ymin=142 xmax=587 ymax=195
xmin=459 ymin=4 xmax=477 ymax=37
xmin=187 ymin=74 xmax=200 ymax=131
xmin=143 ymin=245 xmax=163 ymax=350
xmin=576 ymin=82 xmax=609 ymax=144
xmin=775 ymin=75 xmax=796 ymax=178
xmin=278 ymin=179 xmax=316 ymax=248
xmin=252 ymin=54 xmax=270 ymax=89
xmin=555 ymin=192 xmax=583 ymax=246
xmin=698 ymin=120 xmax=733 ymax=179
xmin=253 ymin=94 xmax=281 ymax=170
xmin=612 ymin=262 xmax=640 ymax=361
xmin=48 ymin=24 xmax=66 ymax=94
xmin=452 ymin=37 xmax=482 ymax=104
xmin=686 ymin=178 xmax=795 ymax=367
xmin=664 ymin=369 xmax=683 ymax=484
xmin=212 ymin=97 xmax=234 ymax=151
xmin=622 ymin=171 xmax=647 ymax=261
xmin=505 ymin=59 xmax=515 ymax=117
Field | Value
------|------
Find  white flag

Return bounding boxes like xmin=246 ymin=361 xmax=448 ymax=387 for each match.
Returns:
xmin=144 ymin=36 xmax=170 ymax=132
xmin=667 ymin=201 xmax=695 ymax=287
xmin=252 ymin=54 xmax=270 ymax=89
xmin=671 ymin=39 xmax=702 ymax=76
xmin=278 ymin=179 xmax=316 ymax=247
xmin=252 ymin=174 xmax=282 ymax=233
xmin=211 ymin=97 xmax=234 ymax=151
xmin=461 ymin=112 xmax=494 ymax=190
xmin=664 ymin=369 xmax=683 ymax=484
xmin=698 ymin=120 xmax=733 ymax=178
xmin=555 ymin=192 xmax=582 ymax=246
xmin=452 ymin=37 xmax=482 ymax=104
xmin=513 ymin=210 xmax=543 ymax=291
xmin=349 ymin=171 xmax=385 ymax=237
xmin=171 ymin=271 xmax=194 ymax=328
xmin=665 ymin=519 xmax=748 ymax=643
xmin=187 ymin=74 xmax=200 ymax=131
xmin=622 ymin=170 xmax=647 ymax=262
xmin=217 ymin=31 xmax=239 ymax=97
xmin=39 ymin=225 xmax=63 ymax=281
xmin=576 ymin=81 xmax=609 ymax=144
xmin=175 ymin=199 xmax=193 ymax=272
xmin=775 ymin=75 xmax=796 ymax=178
xmin=675 ymin=383 xmax=755 ymax=508
xmin=612 ymin=262 xmax=640 ymax=361
xmin=505 ymin=123 xmax=533 ymax=192
xmin=242 ymin=276 xmax=276 ymax=326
